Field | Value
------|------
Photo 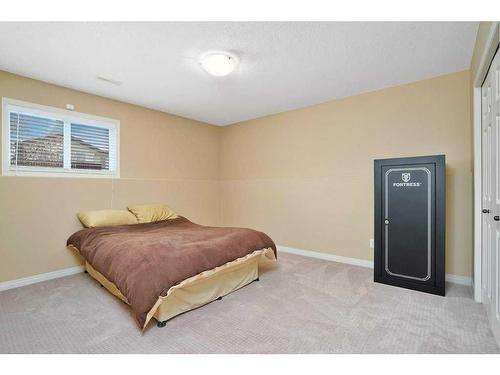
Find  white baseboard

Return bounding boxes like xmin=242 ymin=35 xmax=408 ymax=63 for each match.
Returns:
xmin=0 ymin=265 xmax=85 ymax=292
xmin=0 ymin=246 xmax=472 ymax=292
xmin=277 ymin=245 xmax=472 ymax=287
xmin=444 ymin=274 xmax=473 ymax=286
xmin=278 ymin=245 xmax=374 ymax=268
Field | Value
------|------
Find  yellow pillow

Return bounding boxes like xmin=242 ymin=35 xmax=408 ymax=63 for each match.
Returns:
xmin=77 ymin=210 xmax=138 ymax=228
xmin=127 ymin=203 xmax=178 ymax=223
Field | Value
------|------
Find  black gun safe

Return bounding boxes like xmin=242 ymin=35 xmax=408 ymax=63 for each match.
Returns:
xmin=374 ymin=155 xmax=445 ymax=296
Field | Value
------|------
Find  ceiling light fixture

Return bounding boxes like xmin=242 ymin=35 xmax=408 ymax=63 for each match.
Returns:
xmin=200 ymin=51 xmax=238 ymax=77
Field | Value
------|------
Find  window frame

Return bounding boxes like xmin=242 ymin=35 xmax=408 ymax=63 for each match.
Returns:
xmin=2 ymin=97 xmax=120 ymax=178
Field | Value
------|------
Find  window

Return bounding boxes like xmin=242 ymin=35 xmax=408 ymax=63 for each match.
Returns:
xmin=2 ymin=98 xmax=119 ymax=177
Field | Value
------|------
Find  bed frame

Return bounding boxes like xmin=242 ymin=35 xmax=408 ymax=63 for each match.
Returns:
xmin=70 ymin=245 xmax=275 ymax=328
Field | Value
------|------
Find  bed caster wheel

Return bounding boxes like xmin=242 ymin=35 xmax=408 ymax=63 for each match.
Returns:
xmin=157 ymin=320 xmax=167 ymax=328
xmin=216 ymin=296 xmax=223 ymax=301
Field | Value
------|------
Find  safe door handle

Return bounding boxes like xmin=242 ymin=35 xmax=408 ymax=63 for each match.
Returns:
xmin=483 ymin=209 xmax=491 ymax=213
xmin=495 ymin=216 xmax=500 ymax=221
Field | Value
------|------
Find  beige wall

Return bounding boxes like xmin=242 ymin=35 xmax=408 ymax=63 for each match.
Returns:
xmin=220 ymin=70 xmax=472 ymax=277
xmin=0 ymin=71 xmax=221 ymax=282
xmin=0 ymin=68 xmax=475 ymax=283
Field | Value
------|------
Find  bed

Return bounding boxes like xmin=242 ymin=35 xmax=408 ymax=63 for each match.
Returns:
xmin=67 ymin=215 xmax=277 ymax=329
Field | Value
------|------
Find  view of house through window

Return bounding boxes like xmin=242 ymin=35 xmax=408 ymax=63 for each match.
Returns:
xmin=10 ymin=112 xmax=65 ymax=168
xmin=70 ymin=123 xmax=110 ymax=170
xmin=3 ymin=99 xmax=119 ymax=177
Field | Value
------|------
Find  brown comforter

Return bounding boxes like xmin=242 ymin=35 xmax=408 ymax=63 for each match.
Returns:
xmin=67 ymin=217 xmax=276 ymax=328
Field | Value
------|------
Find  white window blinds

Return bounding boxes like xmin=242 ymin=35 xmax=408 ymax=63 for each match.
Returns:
xmin=10 ymin=112 xmax=65 ymax=168
xmin=3 ymin=99 xmax=119 ymax=177
xmin=70 ymin=123 xmax=112 ymax=171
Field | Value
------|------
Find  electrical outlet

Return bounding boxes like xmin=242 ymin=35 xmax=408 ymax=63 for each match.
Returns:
xmin=369 ymin=239 xmax=374 ymax=249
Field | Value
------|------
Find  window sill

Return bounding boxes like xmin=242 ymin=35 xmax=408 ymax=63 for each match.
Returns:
xmin=2 ymin=167 xmax=120 ymax=179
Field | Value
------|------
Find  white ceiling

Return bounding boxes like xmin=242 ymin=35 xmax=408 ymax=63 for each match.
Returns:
xmin=0 ymin=22 xmax=478 ymax=126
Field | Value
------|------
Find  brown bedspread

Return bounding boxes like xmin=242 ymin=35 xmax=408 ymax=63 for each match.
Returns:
xmin=67 ymin=217 xmax=276 ymax=327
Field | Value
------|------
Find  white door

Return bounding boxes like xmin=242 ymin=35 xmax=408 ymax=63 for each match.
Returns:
xmin=482 ymin=47 xmax=500 ymax=344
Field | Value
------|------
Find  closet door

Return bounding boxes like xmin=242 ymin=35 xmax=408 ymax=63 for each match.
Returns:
xmin=481 ymin=47 xmax=500 ymax=344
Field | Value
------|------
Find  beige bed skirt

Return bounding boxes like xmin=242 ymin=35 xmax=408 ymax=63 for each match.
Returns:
xmin=70 ymin=245 xmax=276 ymax=329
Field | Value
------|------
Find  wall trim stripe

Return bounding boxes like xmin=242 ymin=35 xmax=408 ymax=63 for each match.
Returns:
xmin=0 ymin=265 xmax=85 ymax=292
xmin=277 ymin=245 xmax=472 ymax=287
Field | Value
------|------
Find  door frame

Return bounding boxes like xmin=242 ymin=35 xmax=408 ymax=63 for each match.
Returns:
xmin=473 ymin=23 xmax=500 ymax=302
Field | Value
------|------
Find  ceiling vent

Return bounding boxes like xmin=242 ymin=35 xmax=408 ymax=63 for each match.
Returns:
xmin=96 ymin=76 xmax=123 ymax=86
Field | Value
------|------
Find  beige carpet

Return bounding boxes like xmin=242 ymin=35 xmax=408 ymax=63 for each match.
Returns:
xmin=0 ymin=252 xmax=498 ymax=353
